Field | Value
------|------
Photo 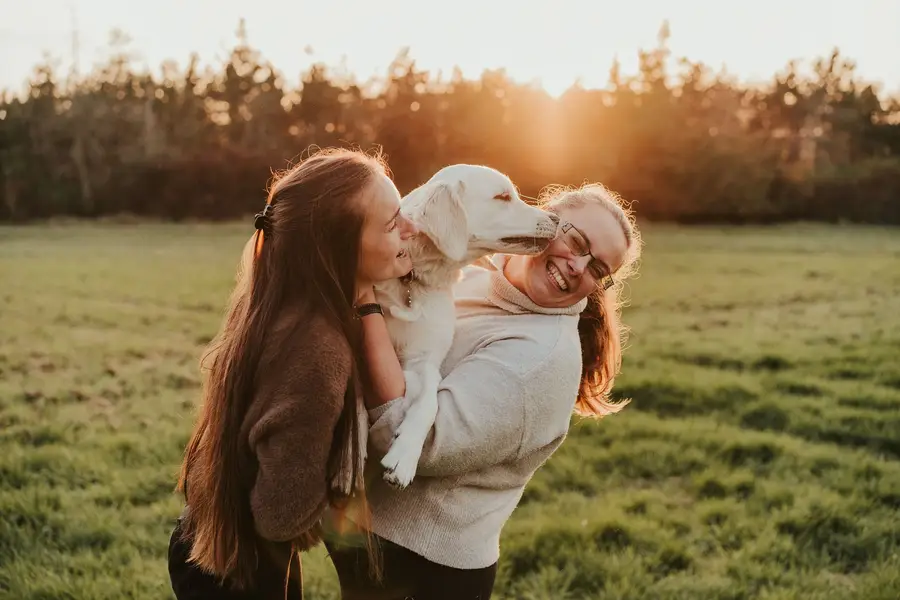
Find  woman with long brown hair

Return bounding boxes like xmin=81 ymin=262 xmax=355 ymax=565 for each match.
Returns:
xmin=328 ymin=183 xmax=643 ymax=599
xmin=167 ymin=147 xmax=417 ymax=599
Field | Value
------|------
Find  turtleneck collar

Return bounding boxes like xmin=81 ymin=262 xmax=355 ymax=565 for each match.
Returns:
xmin=482 ymin=254 xmax=588 ymax=316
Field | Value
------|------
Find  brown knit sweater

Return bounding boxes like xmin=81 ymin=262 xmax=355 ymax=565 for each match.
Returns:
xmin=239 ymin=313 xmax=353 ymax=546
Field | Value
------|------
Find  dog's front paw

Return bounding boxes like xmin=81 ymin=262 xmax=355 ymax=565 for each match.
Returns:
xmin=382 ymin=457 xmax=418 ymax=490
xmin=380 ymin=437 xmax=421 ymax=490
xmin=381 ymin=467 xmax=405 ymax=490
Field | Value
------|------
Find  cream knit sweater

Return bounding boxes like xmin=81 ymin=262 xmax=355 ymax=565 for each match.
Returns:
xmin=365 ymin=254 xmax=587 ymax=569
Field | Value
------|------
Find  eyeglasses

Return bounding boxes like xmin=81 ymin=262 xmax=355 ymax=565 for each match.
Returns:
xmin=559 ymin=222 xmax=616 ymax=291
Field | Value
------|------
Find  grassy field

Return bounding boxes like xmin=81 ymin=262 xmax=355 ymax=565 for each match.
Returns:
xmin=2 ymin=221 xmax=899 ymax=600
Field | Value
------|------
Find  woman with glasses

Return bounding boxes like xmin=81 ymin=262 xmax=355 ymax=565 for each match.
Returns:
xmin=325 ymin=183 xmax=643 ymax=600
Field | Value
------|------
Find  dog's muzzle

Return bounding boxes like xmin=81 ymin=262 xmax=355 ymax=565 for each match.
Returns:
xmin=535 ymin=220 xmax=559 ymax=238
xmin=498 ymin=236 xmax=554 ymax=253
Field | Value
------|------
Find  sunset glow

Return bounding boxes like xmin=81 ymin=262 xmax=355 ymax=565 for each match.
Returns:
xmin=2 ymin=0 xmax=898 ymax=96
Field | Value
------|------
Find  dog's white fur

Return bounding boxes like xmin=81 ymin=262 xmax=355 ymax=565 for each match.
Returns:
xmin=375 ymin=164 xmax=559 ymax=489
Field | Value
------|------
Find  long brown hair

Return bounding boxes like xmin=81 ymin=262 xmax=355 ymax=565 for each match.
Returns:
xmin=543 ymin=184 xmax=642 ymax=418
xmin=176 ymin=147 xmax=385 ymax=589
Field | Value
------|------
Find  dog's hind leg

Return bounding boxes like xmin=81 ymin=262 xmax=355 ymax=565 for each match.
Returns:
xmin=380 ymin=362 xmax=441 ymax=489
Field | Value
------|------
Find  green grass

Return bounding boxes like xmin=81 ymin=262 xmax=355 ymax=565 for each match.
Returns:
xmin=2 ymin=221 xmax=899 ymax=599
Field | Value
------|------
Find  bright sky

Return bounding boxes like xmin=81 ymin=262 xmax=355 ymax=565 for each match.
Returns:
xmin=2 ymin=0 xmax=899 ymax=97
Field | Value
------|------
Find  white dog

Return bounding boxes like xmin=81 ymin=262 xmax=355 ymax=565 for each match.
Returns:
xmin=374 ymin=164 xmax=559 ymax=489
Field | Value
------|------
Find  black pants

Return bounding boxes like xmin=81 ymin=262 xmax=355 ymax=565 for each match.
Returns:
xmin=168 ymin=514 xmax=303 ymax=600
xmin=325 ymin=534 xmax=496 ymax=600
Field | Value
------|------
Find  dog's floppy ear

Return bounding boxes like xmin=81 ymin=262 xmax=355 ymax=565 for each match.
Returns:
xmin=417 ymin=181 xmax=468 ymax=262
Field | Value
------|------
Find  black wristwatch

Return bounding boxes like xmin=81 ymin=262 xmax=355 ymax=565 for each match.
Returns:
xmin=355 ymin=302 xmax=384 ymax=319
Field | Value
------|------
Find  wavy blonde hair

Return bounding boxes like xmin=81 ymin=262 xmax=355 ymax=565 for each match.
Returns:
xmin=541 ymin=183 xmax=642 ymax=418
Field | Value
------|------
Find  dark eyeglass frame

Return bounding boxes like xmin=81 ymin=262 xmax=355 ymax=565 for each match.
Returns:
xmin=559 ymin=222 xmax=616 ymax=291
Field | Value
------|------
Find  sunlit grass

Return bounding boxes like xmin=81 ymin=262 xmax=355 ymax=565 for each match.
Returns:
xmin=1 ymin=222 xmax=898 ymax=599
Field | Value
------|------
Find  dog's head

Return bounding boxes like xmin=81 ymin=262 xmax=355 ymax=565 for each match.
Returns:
xmin=402 ymin=165 xmax=558 ymax=263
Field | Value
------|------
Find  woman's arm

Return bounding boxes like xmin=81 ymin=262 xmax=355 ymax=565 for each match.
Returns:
xmin=357 ymin=286 xmax=406 ymax=409
xmin=368 ymin=334 xmax=581 ymax=478
xmin=248 ymin=325 xmax=350 ymax=542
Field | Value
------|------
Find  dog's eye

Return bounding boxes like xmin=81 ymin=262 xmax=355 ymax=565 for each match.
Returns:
xmin=493 ymin=192 xmax=511 ymax=201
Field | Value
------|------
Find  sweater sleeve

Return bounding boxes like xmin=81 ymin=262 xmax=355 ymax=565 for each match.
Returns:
xmin=247 ymin=329 xmax=350 ymax=542
xmin=369 ymin=334 xmax=572 ymax=478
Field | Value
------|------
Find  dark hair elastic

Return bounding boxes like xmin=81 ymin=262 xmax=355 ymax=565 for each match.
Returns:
xmin=254 ymin=204 xmax=273 ymax=233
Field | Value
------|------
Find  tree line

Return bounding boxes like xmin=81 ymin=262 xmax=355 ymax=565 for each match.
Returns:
xmin=2 ymin=22 xmax=898 ymax=224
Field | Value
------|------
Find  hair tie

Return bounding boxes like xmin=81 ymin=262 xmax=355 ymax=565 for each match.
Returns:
xmin=253 ymin=203 xmax=273 ymax=259
xmin=254 ymin=203 xmax=273 ymax=233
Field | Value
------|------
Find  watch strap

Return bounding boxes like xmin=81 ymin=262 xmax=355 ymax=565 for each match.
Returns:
xmin=355 ymin=303 xmax=384 ymax=319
